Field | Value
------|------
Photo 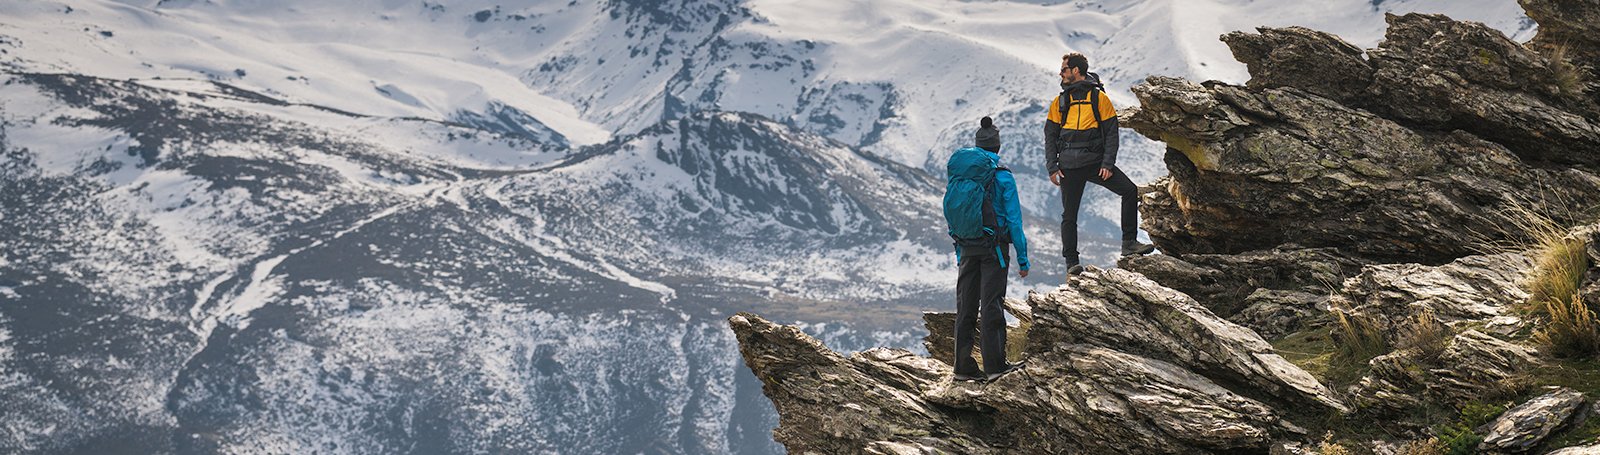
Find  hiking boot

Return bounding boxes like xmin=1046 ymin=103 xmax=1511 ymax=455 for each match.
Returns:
xmin=1066 ymin=264 xmax=1085 ymax=276
xmin=986 ymin=361 xmax=1026 ymax=381
xmin=1122 ymin=240 xmax=1155 ymax=256
xmin=952 ymin=371 xmax=986 ymax=382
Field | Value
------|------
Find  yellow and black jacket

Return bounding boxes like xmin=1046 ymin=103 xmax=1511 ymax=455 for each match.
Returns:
xmin=1044 ymin=74 xmax=1119 ymax=171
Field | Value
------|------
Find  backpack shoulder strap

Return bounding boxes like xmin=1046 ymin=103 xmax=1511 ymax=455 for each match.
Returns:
xmin=1089 ymin=89 xmax=1104 ymax=127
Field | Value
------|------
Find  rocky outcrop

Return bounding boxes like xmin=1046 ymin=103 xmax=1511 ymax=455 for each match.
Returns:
xmin=1127 ymin=11 xmax=1600 ymax=264
xmin=1221 ymin=26 xmax=1371 ymax=106
xmin=1367 ymin=14 xmax=1600 ymax=169
xmin=1128 ymin=72 xmax=1600 ymax=263
xmin=1519 ymin=0 xmax=1600 ymax=106
xmin=1221 ymin=13 xmax=1600 ymax=169
xmin=1352 ymin=330 xmax=1540 ymax=412
xmin=1030 ymin=268 xmax=1345 ymax=413
xmin=728 ymin=314 xmax=991 ymax=454
xmin=1479 ymin=387 xmax=1587 ymax=453
xmin=1120 ymin=247 xmax=1361 ymax=316
xmin=1336 ymin=252 xmax=1535 ymax=339
xmin=729 ymin=267 xmax=1345 ymax=454
xmin=1234 ymin=289 xmax=1328 ymax=340
xmin=1551 ymin=443 xmax=1600 ymax=455
xmin=1120 ymin=246 xmax=1361 ymax=337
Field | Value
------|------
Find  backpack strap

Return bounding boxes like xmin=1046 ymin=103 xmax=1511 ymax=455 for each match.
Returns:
xmin=1088 ymin=89 xmax=1104 ymax=129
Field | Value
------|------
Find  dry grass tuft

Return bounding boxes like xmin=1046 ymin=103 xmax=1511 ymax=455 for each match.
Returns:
xmin=1471 ymin=197 xmax=1596 ymax=356
xmin=1530 ymin=237 xmax=1590 ymax=314
xmin=1536 ymin=295 xmax=1600 ymax=358
xmin=1395 ymin=437 xmax=1446 ymax=455
xmin=1332 ymin=309 xmax=1390 ymax=363
xmin=1397 ymin=309 xmax=1452 ymax=364
xmin=1548 ymin=42 xmax=1593 ymax=99
xmin=1315 ymin=432 xmax=1355 ymax=455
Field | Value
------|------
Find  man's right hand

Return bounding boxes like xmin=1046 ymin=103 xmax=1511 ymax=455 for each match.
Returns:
xmin=1050 ymin=170 xmax=1062 ymax=186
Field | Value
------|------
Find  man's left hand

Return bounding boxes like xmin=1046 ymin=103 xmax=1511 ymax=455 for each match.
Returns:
xmin=1098 ymin=168 xmax=1112 ymax=181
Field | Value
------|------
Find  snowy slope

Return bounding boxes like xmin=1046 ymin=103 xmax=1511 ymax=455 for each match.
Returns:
xmin=0 ymin=72 xmax=934 ymax=454
xmin=0 ymin=0 xmax=612 ymax=145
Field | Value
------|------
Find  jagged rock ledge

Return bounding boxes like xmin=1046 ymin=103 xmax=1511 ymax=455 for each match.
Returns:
xmin=729 ymin=267 xmax=1347 ymax=454
xmin=1124 ymin=12 xmax=1600 ymax=265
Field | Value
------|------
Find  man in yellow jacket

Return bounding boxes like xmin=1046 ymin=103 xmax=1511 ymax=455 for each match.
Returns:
xmin=1045 ymin=52 xmax=1154 ymax=276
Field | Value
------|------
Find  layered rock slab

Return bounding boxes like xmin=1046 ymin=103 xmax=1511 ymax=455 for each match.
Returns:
xmin=730 ymin=268 xmax=1345 ymax=454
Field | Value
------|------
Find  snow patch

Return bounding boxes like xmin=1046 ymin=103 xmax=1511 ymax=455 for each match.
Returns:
xmin=216 ymin=254 xmax=287 ymax=330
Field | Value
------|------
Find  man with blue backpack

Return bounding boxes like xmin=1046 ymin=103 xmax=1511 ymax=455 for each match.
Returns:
xmin=1046 ymin=52 xmax=1155 ymax=276
xmin=943 ymin=116 xmax=1028 ymax=382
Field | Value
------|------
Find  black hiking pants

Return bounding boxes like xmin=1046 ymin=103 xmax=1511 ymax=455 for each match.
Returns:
xmin=1059 ymin=165 xmax=1138 ymax=264
xmin=954 ymin=249 xmax=1008 ymax=375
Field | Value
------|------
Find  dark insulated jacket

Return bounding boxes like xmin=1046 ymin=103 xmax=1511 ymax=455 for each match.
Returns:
xmin=1043 ymin=72 xmax=1120 ymax=171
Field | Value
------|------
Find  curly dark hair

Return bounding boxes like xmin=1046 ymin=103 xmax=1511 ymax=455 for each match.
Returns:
xmin=1062 ymin=52 xmax=1089 ymax=73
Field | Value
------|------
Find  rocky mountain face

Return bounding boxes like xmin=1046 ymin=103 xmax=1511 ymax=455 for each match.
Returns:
xmin=731 ymin=1 xmax=1600 ymax=453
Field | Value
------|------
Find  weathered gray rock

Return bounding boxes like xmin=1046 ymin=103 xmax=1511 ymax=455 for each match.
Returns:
xmin=1236 ymin=289 xmax=1328 ymax=340
xmin=1549 ymin=442 xmax=1600 ymax=455
xmin=1120 ymin=246 xmax=1363 ymax=319
xmin=1479 ymin=387 xmax=1587 ymax=453
xmin=1366 ymin=13 xmax=1600 ymax=170
xmin=1130 ymin=11 xmax=1600 ymax=265
xmin=728 ymin=313 xmax=994 ymax=454
xmin=1352 ymin=330 xmax=1540 ymax=412
xmin=1222 ymin=14 xmax=1600 ymax=170
xmin=1336 ymin=252 xmax=1535 ymax=340
xmin=1523 ymin=0 xmax=1600 ymax=126
xmin=921 ymin=312 xmax=961 ymax=366
xmin=1349 ymin=349 xmax=1427 ymax=413
xmin=1430 ymin=330 xmax=1541 ymax=403
xmin=1128 ymin=74 xmax=1600 ymax=263
xmin=1039 ymin=267 xmax=1347 ymax=413
xmin=1222 ymin=26 xmax=1372 ymax=106
xmin=730 ymin=267 xmax=1345 ymax=454
xmin=1520 ymin=0 xmax=1600 ymax=83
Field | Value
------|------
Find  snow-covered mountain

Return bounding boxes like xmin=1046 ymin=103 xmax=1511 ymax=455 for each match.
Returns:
xmin=0 ymin=71 xmax=936 ymax=453
xmin=0 ymin=1 xmax=1534 ymax=453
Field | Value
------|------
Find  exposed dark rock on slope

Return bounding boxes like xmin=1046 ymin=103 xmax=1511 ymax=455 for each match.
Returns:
xmin=733 ymin=3 xmax=1600 ymax=454
xmin=730 ymin=268 xmax=1344 ymax=454
xmin=1128 ymin=13 xmax=1600 ymax=264
xmin=1519 ymin=0 xmax=1600 ymax=106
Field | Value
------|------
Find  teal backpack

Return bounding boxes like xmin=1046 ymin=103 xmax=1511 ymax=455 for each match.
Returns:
xmin=943 ymin=147 xmax=1009 ymax=261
